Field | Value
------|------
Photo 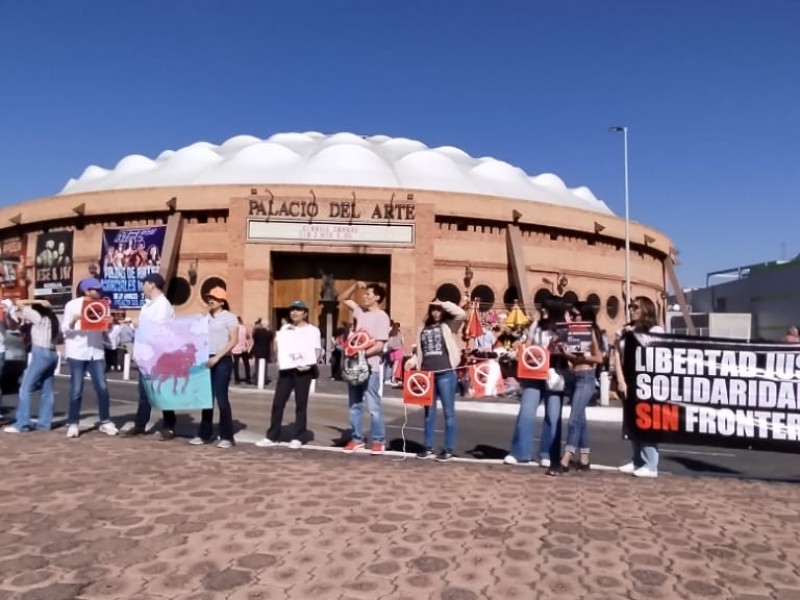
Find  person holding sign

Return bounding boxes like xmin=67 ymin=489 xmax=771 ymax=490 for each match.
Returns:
xmin=614 ymin=296 xmax=664 ymax=478
xmin=189 ymin=287 xmax=238 ymax=449
xmin=405 ymin=299 xmax=466 ymax=461
xmin=123 ymin=273 xmax=177 ymax=440
xmin=504 ymin=298 xmax=570 ymax=469
xmin=339 ymin=281 xmax=391 ymax=455
xmin=3 ymin=299 xmax=59 ymax=433
xmin=61 ymin=277 xmax=118 ymax=439
xmin=255 ymin=300 xmax=321 ymax=449
xmin=548 ymin=302 xmax=604 ymax=475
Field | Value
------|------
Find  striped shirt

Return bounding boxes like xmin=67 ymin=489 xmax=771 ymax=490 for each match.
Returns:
xmin=21 ymin=306 xmax=56 ymax=350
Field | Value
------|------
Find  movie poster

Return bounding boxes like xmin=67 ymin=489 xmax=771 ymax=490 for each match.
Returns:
xmin=134 ymin=314 xmax=213 ymax=411
xmin=622 ymin=331 xmax=800 ymax=454
xmin=0 ymin=236 xmax=28 ymax=300
xmin=33 ymin=231 xmax=73 ymax=310
xmin=99 ymin=226 xmax=166 ymax=309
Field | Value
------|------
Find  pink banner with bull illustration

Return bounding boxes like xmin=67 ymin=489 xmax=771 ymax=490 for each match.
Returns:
xmin=133 ymin=314 xmax=213 ymax=411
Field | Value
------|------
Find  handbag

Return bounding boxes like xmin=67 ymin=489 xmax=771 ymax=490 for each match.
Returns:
xmin=547 ymin=367 xmax=566 ymax=392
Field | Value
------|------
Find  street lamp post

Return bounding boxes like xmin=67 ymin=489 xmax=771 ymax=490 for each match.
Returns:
xmin=609 ymin=125 xmax=631 ymax=321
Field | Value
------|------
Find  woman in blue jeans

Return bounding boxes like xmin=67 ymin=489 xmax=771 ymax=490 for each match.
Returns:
xmin=504 ymin=297 xmax=569 ymax=468
xmin=549 ymin=302 xmax=604 ymax=475
xmin=3 ymin=299 xmax=59 ymax=433
xmin=614 ymin=296 xmax=664 ymax=478
xmin=405 ymin=298 xmax=466 ymax=462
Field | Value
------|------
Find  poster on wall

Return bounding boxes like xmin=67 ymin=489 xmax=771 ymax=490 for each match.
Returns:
xmin=622 ymin=331 xmax=800 ymax=455
xmin=33 ymin=231 xmax=73 ymax=310
xmin=0 ymin=236 xmax=28 ymax=300
xmin=99 ymin=226 xmax=166 ymax=309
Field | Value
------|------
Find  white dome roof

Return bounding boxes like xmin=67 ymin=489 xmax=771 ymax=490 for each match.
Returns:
xmin=58 ymin=132 xmax=612 ymax=214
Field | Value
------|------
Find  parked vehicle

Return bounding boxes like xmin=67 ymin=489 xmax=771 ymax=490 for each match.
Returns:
xmin=1 ymin=330 xmax=27 ymax=395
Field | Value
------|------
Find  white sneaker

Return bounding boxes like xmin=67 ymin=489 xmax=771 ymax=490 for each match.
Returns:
xmin=288 ymin=439 xmax=302 ymax=450
xmin=539 ymin=458 xmax=551 ymax=468
xmin=217 ymin=440 xmax=233 ymax=449
xmin=619 ymin=462 xmax=636 ymax=474
xmin=66 ymin=425 xmax=80 ymax=439
xmin=188 ymin=437 xmax=206 ymax=446
xmin=98 ymin=422 xmax=119 ymax=436
xmin=503 ymin=455 xmax=518 ymax=465
xmin=633 ymin=466 xmax=658 ymax=478
xmin=3 ymin=426 xmax=22 ymax=433
xmin=254 ymin=438 xmax=277 ymax=448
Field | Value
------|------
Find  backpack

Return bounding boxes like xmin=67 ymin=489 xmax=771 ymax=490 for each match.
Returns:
xmin=342 ymin=349 xmax=370 ymax=385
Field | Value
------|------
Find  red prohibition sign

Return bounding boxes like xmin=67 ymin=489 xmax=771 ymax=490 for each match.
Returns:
xmin=406 ymin=372 xmax=431 ymax=398
xmin=347 ymin=330 xmax=372 ymax=352
xmin=83 ymin=300 xmax=108 ymax=323
xmin=521 ymin=345 xmax=547 ymax=370
xmin=473 ymin=362 xmax=493 ymax=385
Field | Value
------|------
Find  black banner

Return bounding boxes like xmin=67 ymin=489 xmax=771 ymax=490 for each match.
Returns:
xmin=33 ymin=231 xmax=73 ymax=310
xmin=622 ymin=331 xmax=800 ymax=454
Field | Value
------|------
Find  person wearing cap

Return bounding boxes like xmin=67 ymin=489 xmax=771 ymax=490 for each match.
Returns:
xmin=61 ymin=277 xmax=118 ymax=439
xmin=255 ymin=300 xmax=321 ymax=449
xmin=123 ymin=273 xmax=177 ymax=439
xmin=189 ymin=286 xmax=238 ymax=448
xmin=3 ymin=299 xmax=60 ymax=433
xmin=339 ymin=281 xmax=392 ymax=455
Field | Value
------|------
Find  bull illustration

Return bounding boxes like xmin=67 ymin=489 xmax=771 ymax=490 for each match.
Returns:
xmin=150 ymin=343 xmax=198 ymax=394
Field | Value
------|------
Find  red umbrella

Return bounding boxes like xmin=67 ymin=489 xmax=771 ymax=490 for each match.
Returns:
xmin=465 ymin=300 xmax=483 ymax=339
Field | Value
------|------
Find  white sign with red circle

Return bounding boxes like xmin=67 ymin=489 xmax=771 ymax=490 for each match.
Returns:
xmin=81 ymin=298 xmax=111 ymax=331
xmin=517 ymin=345 xmax=549 ymax=380
xmin=403 ymin=370 xmax=433 ymax=406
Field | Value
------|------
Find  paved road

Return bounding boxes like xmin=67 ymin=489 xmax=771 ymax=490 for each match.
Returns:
xmin=1 ymin=431 xmax=800 ymax=599
xmin=2 ymin=373 xmax=798 ymax=483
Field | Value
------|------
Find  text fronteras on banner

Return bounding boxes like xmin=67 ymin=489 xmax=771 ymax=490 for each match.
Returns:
xmin=622 ymin=331 xmax=800 ymax=454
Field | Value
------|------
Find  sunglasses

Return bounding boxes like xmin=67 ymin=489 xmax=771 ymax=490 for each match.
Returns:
xmin=629 ymin=304 xmax=641 ymax=311
xmin=205 ymin=297 xmax=221 ymax=304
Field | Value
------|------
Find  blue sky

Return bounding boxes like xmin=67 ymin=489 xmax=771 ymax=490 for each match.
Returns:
xmin=1 ymin=1 xmax=798 ymax=288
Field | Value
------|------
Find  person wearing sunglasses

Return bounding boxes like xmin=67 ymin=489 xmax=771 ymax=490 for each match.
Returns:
xmin=189 ymin=287 xmax=239 ymax=448
xmin=614 ymin=296 xmax=664 ymax=478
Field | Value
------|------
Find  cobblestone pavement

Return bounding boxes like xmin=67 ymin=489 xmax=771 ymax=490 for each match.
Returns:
xmin=2 ymin=433 xmax=800 ymax=600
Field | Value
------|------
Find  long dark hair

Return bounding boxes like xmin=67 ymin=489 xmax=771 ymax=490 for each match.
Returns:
xmin=539 ymin=296 xmax=567 ymax=330
xmin=424 ymin=303 xmax=453 ymax=327
xmin=31 ymin=303 xmax=60 ymax=343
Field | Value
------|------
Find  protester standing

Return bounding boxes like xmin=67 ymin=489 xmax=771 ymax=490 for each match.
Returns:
xmin=549 ymin=302 xmax=604 ymax=474
xmin=615 ymin=296 xmax=664 ymax=478
xmin=405 ymin=299 xmax=466 ymax=461
xmin=340 ymin=281 xmax=391 ymax=455
xmin=251 ymin=318 xmax=274 ymax=385
xmin=117 ymin=318 xmax=136 ymax=366
xmin=123 ymin=273 xmax=177 ymax=440
xmin=232 ymin=317 xmax=253 ymax=385
xmin=61 ymin=277 xmax=118 ymax=438
xmin=256 ymin=300 xmax=321 ymax=449
xmin=105 ymin=318 xmax=121 ymax=372
xmin=3 ymin=299 xmax=59 ymax=433
xmin=503 ymin=297 xmax=570 ymax=468
xmin=190 ymin=287 xmax=238 ymax=448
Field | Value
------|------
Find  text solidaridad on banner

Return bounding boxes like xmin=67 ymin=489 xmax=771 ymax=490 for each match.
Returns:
xmin=623 ymin=332 xmax=800 ymax=453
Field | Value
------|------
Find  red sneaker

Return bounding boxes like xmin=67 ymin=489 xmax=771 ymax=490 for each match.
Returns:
xmin=343 ymin=440 xmax=366 ymax=453
xmin=370 ymin=442 xmax=385 ymax=455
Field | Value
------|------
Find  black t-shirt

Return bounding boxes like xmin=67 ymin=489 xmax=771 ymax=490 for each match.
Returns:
xmin=420 ymin=325 xmax=451 ymax=372
xmin=251 ymin=327 xmax=274 ymax=360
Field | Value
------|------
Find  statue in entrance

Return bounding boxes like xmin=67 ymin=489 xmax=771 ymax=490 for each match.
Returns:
xmin=320 ymin=270 xmax=338 ymax=302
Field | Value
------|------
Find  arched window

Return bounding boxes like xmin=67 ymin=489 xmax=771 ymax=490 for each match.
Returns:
xmin=586 ymin=293 xmax=601 ymax=312
xmin=607 ymin=295 xmax=620 ymax=320
xmin=503 ymin=286 xmax=519 ymax=309
xmin=166 ymin=276 xmax=191 ymax=307
xmin=435 ymin=283 xmax=461 ymax=304
xmin=470 ymin=285 xmax=495 ymax=312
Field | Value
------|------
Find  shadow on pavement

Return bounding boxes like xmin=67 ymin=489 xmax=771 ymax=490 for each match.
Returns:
xmin=465 ymin=444 xmax=508 ymax=460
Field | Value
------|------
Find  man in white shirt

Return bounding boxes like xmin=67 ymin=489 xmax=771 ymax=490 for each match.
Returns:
xmin=122 ymin=273 xmax=177 ymax=440
xmin=61 ymin=277 xmax=118 ymax=438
